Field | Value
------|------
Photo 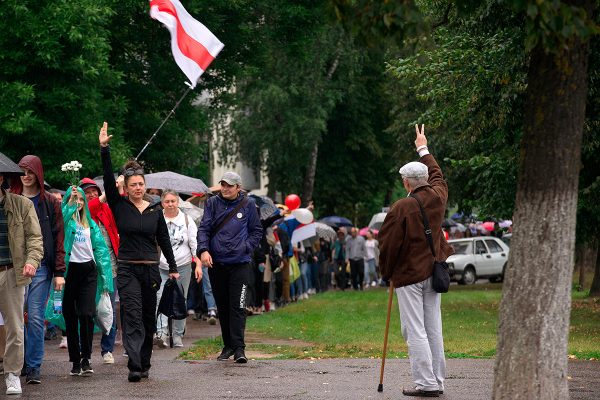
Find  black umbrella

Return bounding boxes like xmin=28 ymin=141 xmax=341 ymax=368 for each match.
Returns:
xmin=0 ymin=152 xmax=24 ymax=174
xmin=248 ymin=194 xmax=279 ymax=220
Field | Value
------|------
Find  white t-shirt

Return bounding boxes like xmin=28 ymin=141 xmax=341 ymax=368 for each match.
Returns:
xmin=159 ymin=210 xmax=198 ymax=270
xmin=70 ymin=223 xmax=94 ymax=263
xmin=365 ymin=239 xmax=378 ymax=260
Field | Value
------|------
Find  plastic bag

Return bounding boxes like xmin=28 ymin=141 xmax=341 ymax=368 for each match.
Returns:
xmin=44 ymin=289 xmax=66 ymax=331
xmin=96 ymin=292 xmax=113 ymax=335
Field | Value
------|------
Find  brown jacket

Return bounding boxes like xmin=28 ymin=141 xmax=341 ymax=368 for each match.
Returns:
xmin=379 ymin=154 xmax=454 ymax=288
xmin=1 ymin=189 xmax=44 ymax=287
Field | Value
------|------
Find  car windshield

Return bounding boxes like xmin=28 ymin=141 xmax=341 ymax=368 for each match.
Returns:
xmin=450 ymin=242 xmax=470 ymax=254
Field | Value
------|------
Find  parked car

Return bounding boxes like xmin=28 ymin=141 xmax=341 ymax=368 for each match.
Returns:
xmin=446 ymin=236 xmax=510 ymax=284
xmin=501 ymin=233 xmax=512 ymax=247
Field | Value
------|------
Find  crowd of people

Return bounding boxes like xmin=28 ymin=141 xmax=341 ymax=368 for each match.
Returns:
xmin=0 ymin=121 xmax=457 ymax=397
xmin=0 ymin=121 xmax=386 ymax=395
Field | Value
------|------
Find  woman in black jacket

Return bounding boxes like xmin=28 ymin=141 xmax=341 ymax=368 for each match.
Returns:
xmin=99 ymin=122 xmax=178 ymax=382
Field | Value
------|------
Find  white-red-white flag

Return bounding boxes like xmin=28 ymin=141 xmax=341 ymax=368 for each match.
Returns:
xmin=150 ymin=0 xmax=224 ymax=88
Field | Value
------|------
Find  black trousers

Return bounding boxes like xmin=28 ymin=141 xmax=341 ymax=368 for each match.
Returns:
xmin=335 ymin=259 xmax=347 ymax=290
xmin=117 ymin=263 xmax=161 ymax=373
xmin=63 ymin=260 xmax=97 ymax=363
xmin=350 ymin=259 xmax=365 ymax=290
xmin=208 ymin=263 xmax=251 ymax=350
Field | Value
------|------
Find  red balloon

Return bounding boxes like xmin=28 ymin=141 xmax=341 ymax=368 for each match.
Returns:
xmin=285 ymin=194 xmax=301 ymax=211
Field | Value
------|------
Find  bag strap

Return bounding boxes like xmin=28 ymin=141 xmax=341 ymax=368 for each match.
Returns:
xmin=212 ymin=197 xmax=248 ymax=235
xmin=409 ymin=194 xmax=436 ymax=258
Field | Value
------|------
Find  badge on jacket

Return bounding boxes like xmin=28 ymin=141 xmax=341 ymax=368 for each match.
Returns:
xmin=237 ymin=212 xmax=243 ymax=219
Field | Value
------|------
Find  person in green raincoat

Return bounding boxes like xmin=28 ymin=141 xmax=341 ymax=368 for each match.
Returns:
xmin=59 ymin=186 xmax=113 ymax=376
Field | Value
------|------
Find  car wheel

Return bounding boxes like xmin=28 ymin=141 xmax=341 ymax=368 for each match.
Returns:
xmin=461 ymin=267 xmax=476 ymax=285
xmin=499 ymin=263 xmax=507 ymax=283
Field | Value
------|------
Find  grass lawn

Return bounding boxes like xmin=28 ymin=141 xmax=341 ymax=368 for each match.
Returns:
xmin=180 ymin=283 xmax=600 ymax=361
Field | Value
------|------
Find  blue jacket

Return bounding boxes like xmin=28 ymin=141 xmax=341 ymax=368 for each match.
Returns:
xmin=197 ymin=193 xmax=262 ymax=264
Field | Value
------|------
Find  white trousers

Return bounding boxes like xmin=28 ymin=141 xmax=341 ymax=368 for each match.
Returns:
xmin=396 ymin=276 xmax=446 ymax=391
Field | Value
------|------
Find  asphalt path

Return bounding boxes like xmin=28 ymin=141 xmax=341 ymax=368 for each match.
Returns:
xmin=6 ymin=317 xmax=599 ymax=400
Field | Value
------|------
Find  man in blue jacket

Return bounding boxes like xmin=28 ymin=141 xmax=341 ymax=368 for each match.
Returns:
xmin=197 ymin=172 xmax=262 ymax=363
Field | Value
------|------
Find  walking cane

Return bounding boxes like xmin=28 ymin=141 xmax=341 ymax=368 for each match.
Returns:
xmin=377 ymin=284 xmax=395 ymax=392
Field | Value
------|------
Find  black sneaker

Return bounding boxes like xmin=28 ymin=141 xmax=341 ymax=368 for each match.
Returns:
xmin=234 ymin=348 xmax=248 ymax=364
xmin=141 ymin=370 xmax=149 ymax=379
xmin=26 ymin=368 xmax=41 ymax=384
xmin=128 ymin=371 xmax=141 ymax=382
xmin=70 ymin=363 xmax=81 ymax=376
xmin=80 ymin=359 xmax=94 ymax=376
xmin=217 ymin=347 xmax=234 ymax=361
xmin=20 ymin=365 xmax=28 ymax=377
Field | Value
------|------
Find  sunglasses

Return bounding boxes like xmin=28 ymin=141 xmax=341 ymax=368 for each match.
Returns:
xmin=123 ymin=168 xmax=144 ymax=176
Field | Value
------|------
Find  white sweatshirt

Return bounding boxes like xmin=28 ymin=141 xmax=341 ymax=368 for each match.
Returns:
xmin=159 ymin=210 xmax=197 ymax=270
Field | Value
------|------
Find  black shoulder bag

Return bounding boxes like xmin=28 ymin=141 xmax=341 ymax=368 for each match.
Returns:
xmin=410 ymin=194 xmax=450 ymax=293
xmin=212 ymin=197 xmax=248 ymax=235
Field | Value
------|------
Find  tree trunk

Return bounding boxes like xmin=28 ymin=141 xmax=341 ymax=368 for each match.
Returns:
xmin=590 ymin=245 xmax=600 ymax=297
xmin=492 ymin=31 xmax=590 ymax=400
xmin=301 ymin=54 xmax=340 ymax=205
xmin=575 ymin=240 xmax=598 ymax=291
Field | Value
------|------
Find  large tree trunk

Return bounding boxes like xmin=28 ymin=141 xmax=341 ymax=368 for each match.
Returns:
xmin=492 ymin=30 xmax=590 ymax=400
xmin=590 ymin=245 xmax=600 ymax=297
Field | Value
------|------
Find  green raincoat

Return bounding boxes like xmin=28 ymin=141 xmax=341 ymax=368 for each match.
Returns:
xmin=45 ymin=186 xmax=113 ymax=330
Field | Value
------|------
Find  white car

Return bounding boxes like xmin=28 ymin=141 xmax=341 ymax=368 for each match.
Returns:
xmin=446 ymin=237 xmax=510 ymax=284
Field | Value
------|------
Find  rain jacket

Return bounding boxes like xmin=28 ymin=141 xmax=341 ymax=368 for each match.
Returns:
xmin=0 ymin=188 xmax=44 ymax=287
xmin=11 ymin=155 xmax=66 ymax=278
xmin=61 ymin=186 xmax=113 ymax=295
xmin=197 ymin=192 xmax=262 ymax=265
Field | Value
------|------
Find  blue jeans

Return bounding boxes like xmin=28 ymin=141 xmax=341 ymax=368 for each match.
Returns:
xmin=310 ymin=262 xmax=320 ymax=292
xmin=101 ymin=277 xmax=118 ymax=355
xmin=201 ymin=266 xmax=217 ymax=311
xmin=25 ymin=262 xmax=52 ymax=371
xmin=299 ymin=262 xmax=310 ymax=294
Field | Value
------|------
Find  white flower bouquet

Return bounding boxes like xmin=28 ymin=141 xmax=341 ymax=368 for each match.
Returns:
xmin=60 ymin=160 xmax=83 ymax=187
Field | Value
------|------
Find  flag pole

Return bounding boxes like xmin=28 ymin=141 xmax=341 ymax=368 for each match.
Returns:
xmin=135 ymin=84 xmax=194 ymax=161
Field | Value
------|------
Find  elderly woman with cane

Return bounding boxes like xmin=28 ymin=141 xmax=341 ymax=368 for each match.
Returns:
xmin=99 ymin=122 xmax=178 ymax=382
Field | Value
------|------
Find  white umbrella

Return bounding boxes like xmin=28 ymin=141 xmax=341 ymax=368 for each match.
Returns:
xmin=314 ymin=222 xmax=337 ymax=241
xmin=368 ymin=212 xmax=387 ymax=230
xmin=145 ymin=171 xmax=209 ymax=195
xmin=179 ymin=200 xmax=204 ymax=225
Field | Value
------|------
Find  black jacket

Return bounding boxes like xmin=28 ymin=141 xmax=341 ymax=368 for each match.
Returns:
xmin=101 ymin=146 xmax=177 ymax=272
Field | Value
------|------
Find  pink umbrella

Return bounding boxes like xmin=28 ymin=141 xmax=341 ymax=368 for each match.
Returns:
xmin=359 ymin=227 xmax=379 ymax=236
xmin=482 ymin=221 xmax=495 ymax=232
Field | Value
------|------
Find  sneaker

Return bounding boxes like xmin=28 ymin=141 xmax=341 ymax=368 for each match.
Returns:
xmin=234 ymin=348 xmax=248 ymax=364
xmin=20 ymin=365 xmax=28 ymax=377
xmin=70 ymin=363 xmax=81 ymax=376
xmin=5 ymin=373 xmax=21 ymax=395
xmin=122 ymin=351 xmax=128 ymax=357
xmin=44 ymin=327 xmax=57 ymax=341
xmin=207 ymin=310 xmax=217 ymax=325
xmin=59 ymin=336 xmax=68 ymax=349
xmin=153 ymin=334 xmax=168 ymax=349
xmin=80 ymin=359 xmax=93 ymax=376
xmin=26 ymin=368 xmax=41 ymax=384
xmin=128 ymin=371 xmax=141 ymax=382
xmin=172 ymin=336 xmax=183 ymax=348
xmin=102 ymin=352 xmax=115 ymax=364
xmin=140 ymin=370 xmax=149 ymax=379
xmin=187 ymin=309 xmax=195 ymax=316
xmin=217 ymin=347 xmax=234 ymax=361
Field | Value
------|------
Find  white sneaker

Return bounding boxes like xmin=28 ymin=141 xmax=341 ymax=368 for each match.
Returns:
xmin=153 ymin=334 xmax=167 ymax=349
xmin=102 ymin=352 xmax=114 ymax=364
xmin=59 ymin=336 xmax=68 ymax=349
xmin=371 ymin=281 xmax=377 ymax=287
xmin=172 ymin=336 xmax=183 ymax=347
xmin=5 ymin=373 xmax=21 ymax=395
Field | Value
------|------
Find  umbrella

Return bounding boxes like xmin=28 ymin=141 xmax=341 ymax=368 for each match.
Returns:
xmin=248 ymin=194 xmax=279 ymax=220
xmin=359 ymin=227 xmax=379 ymax=236
xmin=0 ymin=152 xmax=24 ymax=174
xmin=482 ymin=221 xmax=495 ymax=232
xmin=368 ymin=213 xmax=387 ymax=230
xmin=499 ymin=220 xmax=512 ymax=228
xmin=314 ymin=222 xmax=337 ymax=241
xmin=144 ymin=171 xmax=209 ymax=195
xmin=442 ymin=218 xmax=457 ymax=228
xmin=319 ymin=216 xmax=353 ymax=228
xmin=179 ymin=200 xmax=204 ymax=225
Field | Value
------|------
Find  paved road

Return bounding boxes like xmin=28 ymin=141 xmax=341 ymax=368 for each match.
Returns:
xmin=8 ymin=317 xmax=599 ymax=399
